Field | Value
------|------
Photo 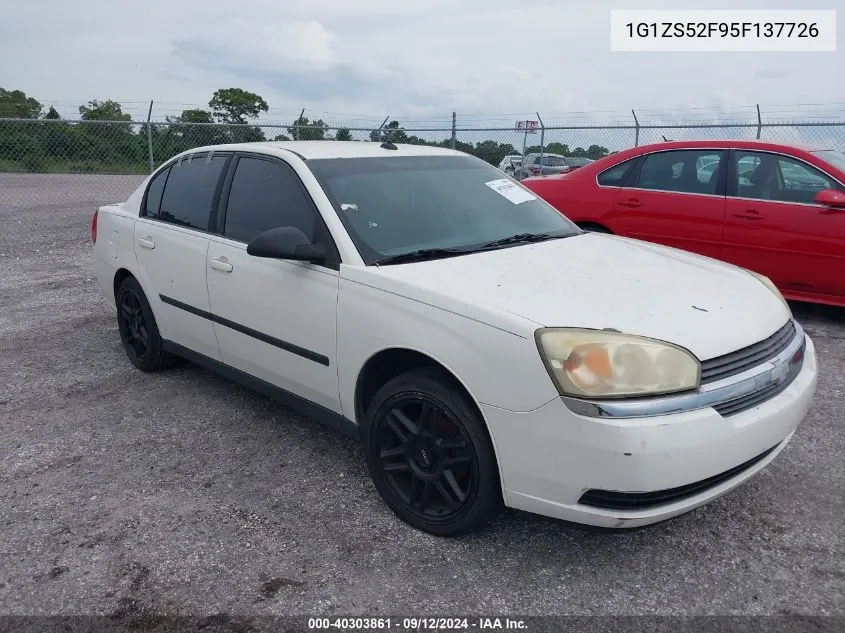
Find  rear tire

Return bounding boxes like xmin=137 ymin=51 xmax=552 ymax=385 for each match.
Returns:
xmin=116 ymin=276 xmax=179 ymax=372
xmin=361 ymin=368 xmax=503 ymax=536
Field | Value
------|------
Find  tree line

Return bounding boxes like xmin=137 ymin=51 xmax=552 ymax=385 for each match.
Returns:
xmin=0 ymin=87 xmax=610 ymax=174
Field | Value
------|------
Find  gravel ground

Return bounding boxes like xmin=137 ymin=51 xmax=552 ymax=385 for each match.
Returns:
xmin=1 ymin=174 xmax=844 ymax=624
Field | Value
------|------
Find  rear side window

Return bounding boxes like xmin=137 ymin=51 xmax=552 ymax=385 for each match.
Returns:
xmin=143 ymin=166 xmax=169 ymax=218
xmin=223 ymin=156 xmax=317 ymax=243
xmin=597 ymin=158 xmax=637 ymax=186
xmin=158 ymin=153 xmax=228 ymax=231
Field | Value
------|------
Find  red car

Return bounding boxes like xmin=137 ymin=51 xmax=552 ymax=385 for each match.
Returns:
xmin=522 ymin=140 xmax=845 ymax=308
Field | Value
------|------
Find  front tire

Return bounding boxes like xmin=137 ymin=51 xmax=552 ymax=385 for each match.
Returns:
xmin=116 ymin=276 xmax=178 ymax=372
xmin=361 ymin=368 xmax=503 ymax=536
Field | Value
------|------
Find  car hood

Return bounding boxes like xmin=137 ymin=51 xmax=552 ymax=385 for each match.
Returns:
xmin=346 ymin=233 xmax=791 ymax=361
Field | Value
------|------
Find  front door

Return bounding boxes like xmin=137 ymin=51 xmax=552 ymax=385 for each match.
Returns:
xmin=722 ymin=149 xmax=845 ymax=299
xmin=205 ymin=154 xmax=342 ymax=413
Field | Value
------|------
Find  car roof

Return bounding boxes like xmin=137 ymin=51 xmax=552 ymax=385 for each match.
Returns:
xmin=565 ymin=138 xmax=837 ymax=175
xmin=176 ymin=140 xmax=467 ymax=161
xmin=628 ymin=139 xmax=831 ymax=154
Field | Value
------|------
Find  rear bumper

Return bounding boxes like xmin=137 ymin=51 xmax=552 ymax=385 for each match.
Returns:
xmin=483 ymin=334 xmax=817 ymax=528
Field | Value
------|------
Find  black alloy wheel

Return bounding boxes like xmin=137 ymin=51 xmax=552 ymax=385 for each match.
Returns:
xmin=118 ymin=288 xmax=149 ymax=360
xmin=116 ymin=276 xmax=178 ymax=372
xmin=362 ymin=368 xmax=502 ymax=536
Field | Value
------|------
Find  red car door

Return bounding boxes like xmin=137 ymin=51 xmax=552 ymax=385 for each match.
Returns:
xmin=614 ymin=149 xmax=727 ymax=260
xmin=722 ymin=149 xmax=845 ymax=301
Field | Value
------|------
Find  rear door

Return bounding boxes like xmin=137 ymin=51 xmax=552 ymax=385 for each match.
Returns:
xmin=134 ymin=151 xmax=231 ymax=360
xmin=614 ymin=148 xmax=727 ymax=259
xmin=722 ymin=149 xmax=845 ymax=298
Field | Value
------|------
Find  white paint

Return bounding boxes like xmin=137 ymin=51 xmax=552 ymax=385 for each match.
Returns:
xmin=91 ymin=140 xmax=820 ymax=530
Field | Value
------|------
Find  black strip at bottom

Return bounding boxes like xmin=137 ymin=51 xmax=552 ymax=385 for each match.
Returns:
xmin=578 ymin=443 xmax=781 ymax=511
xmin=163 ymin=340 xmax=359 ymax=439
xmin=159 ymin=294 xmax=330 ymax=366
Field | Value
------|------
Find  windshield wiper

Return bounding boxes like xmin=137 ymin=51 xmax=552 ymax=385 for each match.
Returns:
xmin=374 ymin=248 xmax=472 ymax=266
xmin=479 ymin=232 xmax=561 ymax=249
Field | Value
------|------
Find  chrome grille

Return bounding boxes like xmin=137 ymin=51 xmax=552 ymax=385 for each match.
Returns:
xmin=712 ymin=331 xmax=806 ymax=417
xmin=700 ymin=320 xmax=797 ymax=385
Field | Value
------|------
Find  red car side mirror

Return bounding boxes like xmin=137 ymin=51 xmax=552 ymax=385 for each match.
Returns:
xmin=814 ymin=189 xmax=845 ymax=209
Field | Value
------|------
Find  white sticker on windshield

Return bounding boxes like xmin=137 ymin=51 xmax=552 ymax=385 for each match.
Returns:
xmin=485 ymin=179 xmax=537 ymax=204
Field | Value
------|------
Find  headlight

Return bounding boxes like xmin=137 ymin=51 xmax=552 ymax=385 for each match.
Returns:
xmin=746 ymin=270 xmax=791 ymax=315
xmin=535 ymin=328 xmax=700 ymax=399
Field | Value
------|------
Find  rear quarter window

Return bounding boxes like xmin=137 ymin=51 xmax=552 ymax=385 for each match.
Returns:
xmin=597 ymin=158 xmax=637 ymax=186
xmin=142 ymin=166 xmax=170 ymax=218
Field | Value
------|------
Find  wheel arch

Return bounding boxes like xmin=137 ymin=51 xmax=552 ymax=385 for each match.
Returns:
xmin=353 ymin=345 xmax=508 ymax=504
xmin=113 ymin=267 xmax=135 ymax=300
xmin=112 ymin=267 xmax=168 ymax=337
xmin=354 ymin=347 xmax=487 ymax=426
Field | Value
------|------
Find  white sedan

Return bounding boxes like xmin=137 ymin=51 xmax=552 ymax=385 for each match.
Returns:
xmin=91 ymin=140 xmax=818 ymax=536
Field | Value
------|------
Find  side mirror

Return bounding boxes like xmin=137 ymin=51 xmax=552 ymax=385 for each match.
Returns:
xmin=814 ymin=189 xmax=845 ymax=209
xmin=246 ymin=227 xmax=326 ymax=263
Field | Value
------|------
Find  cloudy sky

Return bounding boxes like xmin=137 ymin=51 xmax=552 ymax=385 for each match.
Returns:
xmin=2 ymin=0 xmax=843 ymax=128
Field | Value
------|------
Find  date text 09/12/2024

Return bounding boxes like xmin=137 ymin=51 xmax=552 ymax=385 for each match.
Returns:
xmin=307 ymin=617 xmax=528 ymax=630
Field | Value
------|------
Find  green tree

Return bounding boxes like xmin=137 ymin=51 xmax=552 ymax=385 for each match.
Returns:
xmin=0 ymin=88 xmax=42 ymax=118
xmin=44 ymin=106 xmax=61 ymax=119
xmin=288 ymin=115 xmax=328 ymax=140
xmin=473 ymin=140 xmax=518 ymax=166
xmin=176 ymin=109 xmax=214 ymax=124
xmin=209 ymin=88 xmax=268 ymax=124
xmin=585 ymin=144 xmax=610 ymax=160
xmin=79 ymin=99 xmax=131 ymax=121
xmin=545 ymin=142 xmax=571 ymax=156
xmin=335 ymin=127 xmax=352 ymax=141
xmin=370 ymin=120 xmax=412 ymax=143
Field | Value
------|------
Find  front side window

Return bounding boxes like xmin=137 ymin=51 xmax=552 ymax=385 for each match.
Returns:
xmin=734 ymin=151 xmax=837 ymax=204
xmin=307 ymin=155 xmax=581 ymax=264
xmin=158 ymin=153 xmax=229 ymax=231
xmin=223 ymin=156 xmax=317 ymax=243
xmin=636 ymin=150 xmax=723 ymax=195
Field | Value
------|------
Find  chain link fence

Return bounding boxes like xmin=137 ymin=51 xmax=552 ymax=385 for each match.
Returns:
xmin=1 ymin=116 xmax=844 ymax=212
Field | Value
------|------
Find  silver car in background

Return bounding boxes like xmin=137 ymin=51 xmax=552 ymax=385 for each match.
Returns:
xmin=515 ymin=154 xmax=594 ymax=180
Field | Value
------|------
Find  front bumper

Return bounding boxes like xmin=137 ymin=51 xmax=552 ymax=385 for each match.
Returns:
xmin=483 ymin=333 xmax=817 ymax=528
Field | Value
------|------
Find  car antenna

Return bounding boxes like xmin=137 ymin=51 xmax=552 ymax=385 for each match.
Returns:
xmin=379 ymin=125 xmax=399 ymax=150
xmin=662 ymin=135 xmax=673 ymax=142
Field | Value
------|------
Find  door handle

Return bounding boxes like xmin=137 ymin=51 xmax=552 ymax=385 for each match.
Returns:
xmin=137 ymin=237 xmax=155 ymax=249
xmin=732 ymin=210 xmax=765 ymax=221
xmin=208 ymin=257 xmax=233 ymax=273
xmin=618 ymin=198 xmax=643 ymax=208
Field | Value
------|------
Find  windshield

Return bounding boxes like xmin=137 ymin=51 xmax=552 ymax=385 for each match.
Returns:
xmin=307 ymin=155 xmax=582 ymax=265
xmin=566 ymin=157 xmax=592 ymax=166
xmin=812 ymin=149 xmax=845 ymax=174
